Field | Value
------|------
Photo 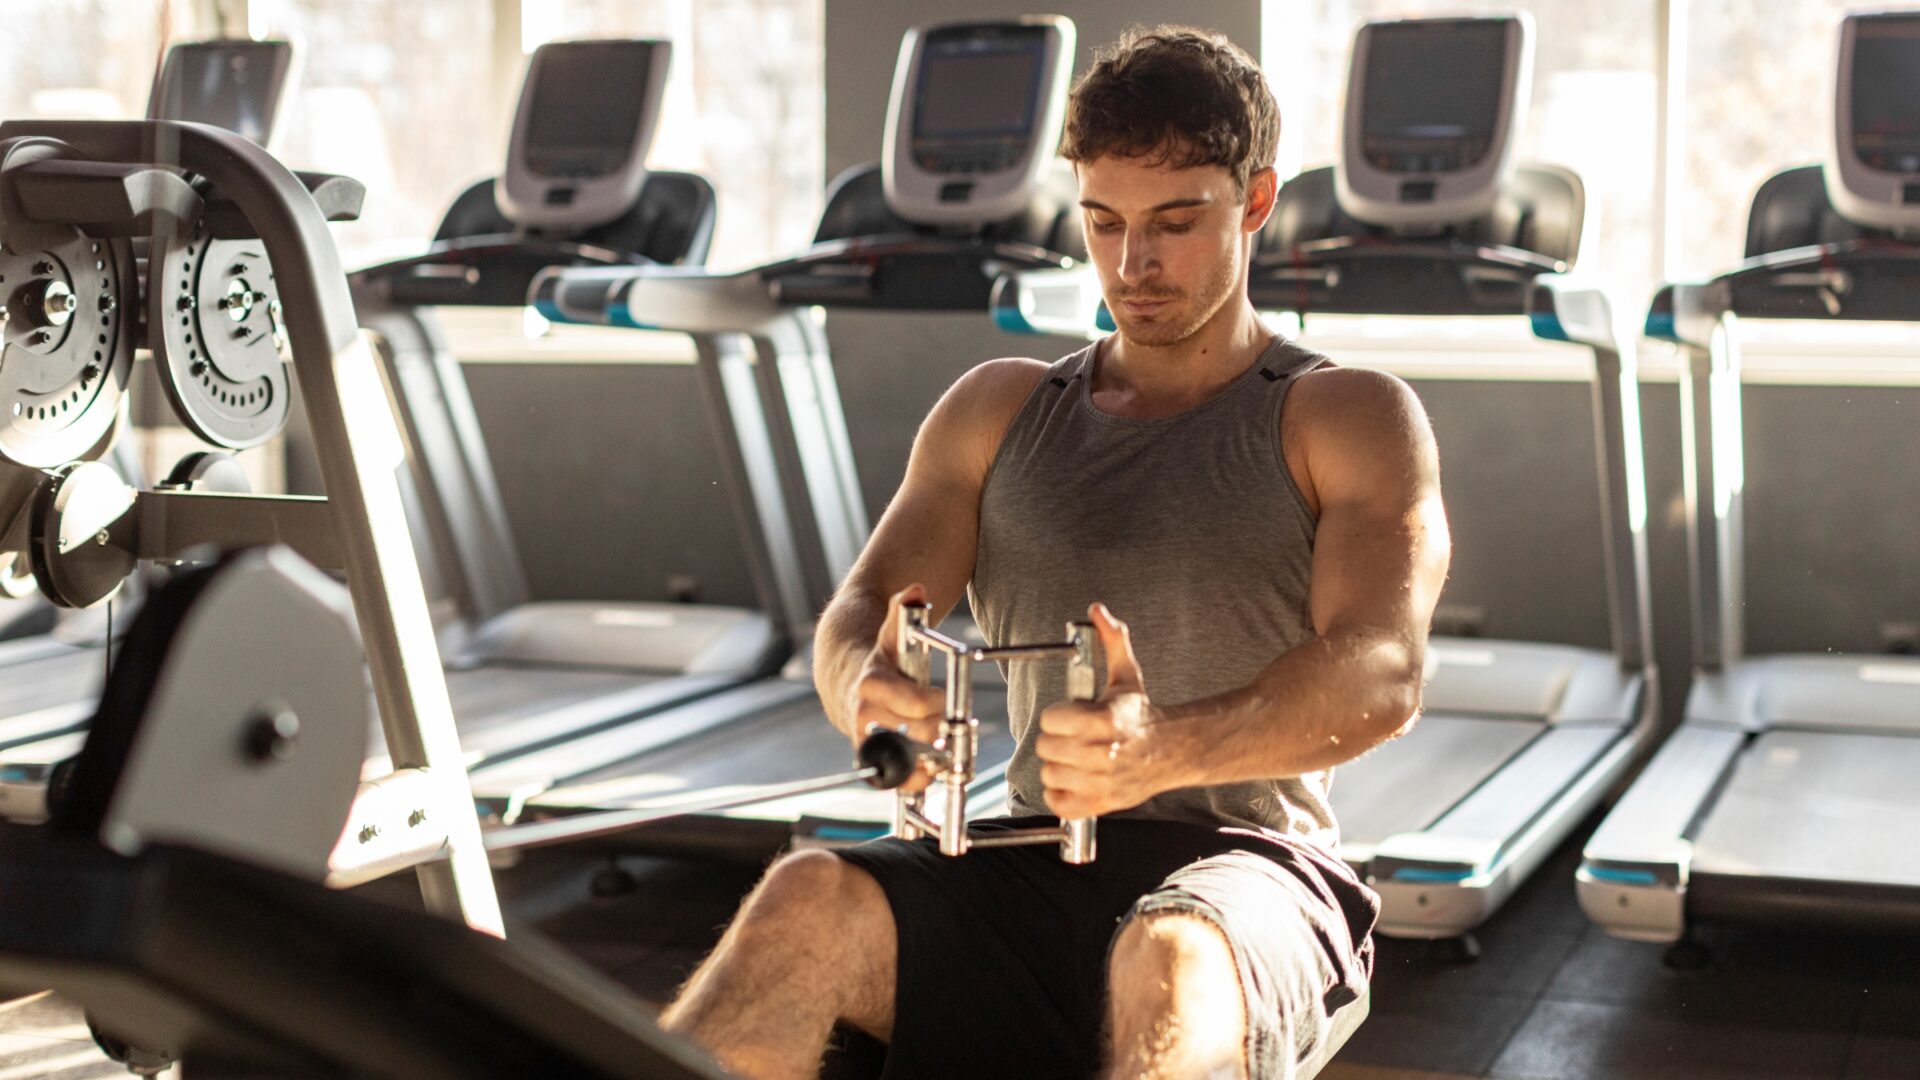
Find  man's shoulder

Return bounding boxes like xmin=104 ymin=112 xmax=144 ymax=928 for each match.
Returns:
xmin=1282 ymin=364 xmax=1437 ymax=506
xmin=917 ymin=357 xmax=1055 ymax=477
xmin=938 ymin=357 xmax=1054 ymax=430
xmin=955 ymin=356 xmax=1054 ymax=403
xmin=1287 ymin=364 xmax=1428 ymax=440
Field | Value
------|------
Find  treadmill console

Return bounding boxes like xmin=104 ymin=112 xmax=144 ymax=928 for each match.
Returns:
xmin=1829 ymin=11 xmax=1920 ymax=231
xmin=147 ymin=39 xmax=294 ymax=146
xmin=498 ymin=39 xmax=671 ymax=230
xmin=882 ymin=16 xmax=1074 ymax=226
xmin=1337 ymin=14 xmax=1532 ymax=227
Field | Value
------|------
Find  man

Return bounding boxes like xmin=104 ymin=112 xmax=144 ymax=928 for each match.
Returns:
xmin=661 ymin=25 xmax=1449 ymax=1080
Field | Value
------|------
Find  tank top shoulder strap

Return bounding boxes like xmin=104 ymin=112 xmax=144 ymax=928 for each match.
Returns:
xmin=1253 ymin=337 xmax=1331 ymax=385
xmin=1045 ymin=340 xmax=1097 ymax=388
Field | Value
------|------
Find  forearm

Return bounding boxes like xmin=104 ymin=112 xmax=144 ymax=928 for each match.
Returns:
xmin=812 ymin=582 xmax=891 ymax=739
xmin=1154 ymin=627 xmax=1424 ymax=788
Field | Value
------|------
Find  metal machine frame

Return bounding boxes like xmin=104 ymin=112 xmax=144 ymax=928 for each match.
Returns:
xmin=0 ymin=119 xmax=502 ymax=932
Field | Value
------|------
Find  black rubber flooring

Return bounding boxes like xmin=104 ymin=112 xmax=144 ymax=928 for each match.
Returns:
xmin=4 ymin=822 xmax=1917 ymax=1078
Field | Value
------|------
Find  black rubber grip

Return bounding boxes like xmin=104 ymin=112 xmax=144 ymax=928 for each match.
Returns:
xmin=857 ymin=730 xmax=921 ymax=790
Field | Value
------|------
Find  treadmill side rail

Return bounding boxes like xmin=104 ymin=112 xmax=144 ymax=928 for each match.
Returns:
xmin=1577 ymin=723 xmax=1745 ymax=941
xmin=1370 ymin=721 xmax=1638 ymax=938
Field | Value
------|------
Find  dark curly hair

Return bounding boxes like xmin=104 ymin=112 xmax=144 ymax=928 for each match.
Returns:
xmin=1061 ymin=25 xmax=1279 ymax=196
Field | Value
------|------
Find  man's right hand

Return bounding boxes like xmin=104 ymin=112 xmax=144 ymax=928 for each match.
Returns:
xmin=846 ymin=584 xmax=946 ymax=792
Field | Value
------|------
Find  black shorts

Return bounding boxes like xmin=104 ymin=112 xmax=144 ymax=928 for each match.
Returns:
xmin=832 ymin=816 xmax=1378 ymax=1079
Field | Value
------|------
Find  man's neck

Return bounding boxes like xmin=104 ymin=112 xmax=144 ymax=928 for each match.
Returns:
xmin=1097 ymin=297 xmax=1274 ymax=418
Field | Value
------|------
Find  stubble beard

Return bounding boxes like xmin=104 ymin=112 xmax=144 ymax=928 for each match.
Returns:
xmin=1110 ymin=256 xmax=1240 ymax=350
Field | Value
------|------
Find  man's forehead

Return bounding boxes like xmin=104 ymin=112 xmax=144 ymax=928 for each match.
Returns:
xmin=1074 ymin=154 xmax=1235 ymax=209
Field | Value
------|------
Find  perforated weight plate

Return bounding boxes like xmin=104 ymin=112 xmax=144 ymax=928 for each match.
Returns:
xmin=0 ymin=232 xmax=135 ymax=468
xmin=150 ymin=224 xmax=290 ymax=449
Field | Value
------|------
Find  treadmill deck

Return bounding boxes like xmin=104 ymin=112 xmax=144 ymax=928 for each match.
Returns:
xmin=1692 ymin=728 xmax=1920 ymax=887
xmin=1330 ymin=712 xmax=1542 ymax=858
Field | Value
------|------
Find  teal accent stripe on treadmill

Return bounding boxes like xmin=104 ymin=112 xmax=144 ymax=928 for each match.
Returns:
xmin=1530 ymin=310 xmax=1570 ymax=342
xmin=533 ymin=297 xmax=566 ymax=323
xmin=1644 ymin=310 xmax=1677 ymax=341
xmin=1583 ymin=865 xmax=1660 ymax=886
xmin=1095 ymin=302 xmax=1116 ymax=333
xmin=1391 ymin=867 xmax=1475 ymax=883
xmin=993 ymin=304 xmax=1039 ymax=335
xmin=608 ymin=302 xmax=659 ymax=331
xmin=810 ymin=825 xmax=890 ymax=841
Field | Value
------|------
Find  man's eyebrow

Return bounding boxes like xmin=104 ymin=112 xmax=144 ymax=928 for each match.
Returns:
xmin=1078 ymin=197 xmax=1213 ymax=213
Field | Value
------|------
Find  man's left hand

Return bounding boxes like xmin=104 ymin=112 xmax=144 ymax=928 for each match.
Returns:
xmin=1035 ymin=603 xmax=1182 ymax=819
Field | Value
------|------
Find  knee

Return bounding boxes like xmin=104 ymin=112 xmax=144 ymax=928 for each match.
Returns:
xmin=738 ymin=850 xmax=887 ymax=935
xmin=1109 ymin=912 xmax=1239 ymax=996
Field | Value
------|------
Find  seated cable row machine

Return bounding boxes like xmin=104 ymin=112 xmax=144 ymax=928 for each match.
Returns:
xmin=0 ymin=38 xmax=298 ymax=810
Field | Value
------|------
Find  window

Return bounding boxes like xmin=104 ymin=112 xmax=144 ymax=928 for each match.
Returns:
xmin=1674 ymin=0 xmax=1855 ymax=280
xmin=522 ymin=0 xmax=825 ymax=271
xmin=0 ymin=0 xmax=179 ymax=122
xmin=247 ymin=0 xmax=500 ymax=267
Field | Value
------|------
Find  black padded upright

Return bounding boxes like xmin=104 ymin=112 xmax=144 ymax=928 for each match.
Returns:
xmin=434 ymin=171 xmax=718 ymax=266
xmin=795 ymin=163 xmax=1086 ymax=311
xmin=1251 ymin=164 xmax=1582 ymax=318
xmin=1744 ymin=164 xmax=1882 ymax=257
xmin=1260 ymin=164 xmax=1583 ymax=264
xmin=812 ymin=162 xmax=1086 ymax=256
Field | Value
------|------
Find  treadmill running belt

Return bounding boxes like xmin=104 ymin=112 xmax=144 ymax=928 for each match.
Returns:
xmin=0 ymin=649 xmax=108 ymax=748
xmin=361 ymin=667 xmax=704 ymax=776
xmin=444 ymin=666 xmax=667 ymax=742
xmin=538 ymin=687 xmax=1016 ymax=822
xmin=1691 ymin=729 xmax=1920 ymax=886
xmin=1329 ymin=712 xmax=1542 ymax=857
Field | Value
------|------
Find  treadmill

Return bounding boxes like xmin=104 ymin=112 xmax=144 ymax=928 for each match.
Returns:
xmin=338 ymin=40 xmax=798 ymax=785
xmin=1577 ymin=10 xmax=1920 ymax=946
xmin=0 ymin=39 xmax=299 ymax=797
xmin=490 ymin=17 xmax=1084 ymax=855
xmin=1000 ymin=14 xmax=1657 ymax=946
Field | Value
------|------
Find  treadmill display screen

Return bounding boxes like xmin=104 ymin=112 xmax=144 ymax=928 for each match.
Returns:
xmin=1850 ymin=17 xmax=1920 ymax=175
xmin=1360 ymin=20 xmax=1508 ymax=174
xmin=524 ymin=43 xmax=655 ymax=178
xmin=911 ymin=31 xmax=1045 ymax=173
xmin=154 ymin=42 xmax=289 ymax=145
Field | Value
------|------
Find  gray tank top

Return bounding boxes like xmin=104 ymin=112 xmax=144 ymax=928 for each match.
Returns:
xmin=968 ymin=335 xmax=1338 ymax=848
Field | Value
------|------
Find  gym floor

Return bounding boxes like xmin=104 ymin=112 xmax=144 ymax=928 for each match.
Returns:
xmin=4 ymin=820 xmax=1916 ymax=1079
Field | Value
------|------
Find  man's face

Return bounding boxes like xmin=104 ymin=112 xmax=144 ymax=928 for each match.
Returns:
xmin=1077 ymin=153 xmax=1273 ymax=348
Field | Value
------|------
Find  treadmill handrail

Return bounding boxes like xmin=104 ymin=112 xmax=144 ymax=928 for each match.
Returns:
xmin=530 ymin=233 xmax=1087 ymax=612
xmin=1530 ymin=278 xmax=1655 ymax=675
xmin=1252 ymin=234 xmax=1569 ymax=278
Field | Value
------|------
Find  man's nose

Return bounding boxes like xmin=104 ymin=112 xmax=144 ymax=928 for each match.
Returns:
xmin=1118 ymin=227 xmax=1158 ymax=285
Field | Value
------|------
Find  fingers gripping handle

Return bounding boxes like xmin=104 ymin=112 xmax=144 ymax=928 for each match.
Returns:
xmin=1061 ymin=619 xmax=1099 ymax=864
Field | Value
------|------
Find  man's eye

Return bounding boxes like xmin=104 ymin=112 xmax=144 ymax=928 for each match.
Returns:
xmin=1090 ymin=219 xmax=1122 ymax=233
xmin=1159 ymin=221 xmax=1195 ymax=234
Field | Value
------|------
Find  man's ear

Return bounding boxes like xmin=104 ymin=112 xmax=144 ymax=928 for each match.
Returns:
xmin=1243 ymin=166 xmax=1279 ymax=234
